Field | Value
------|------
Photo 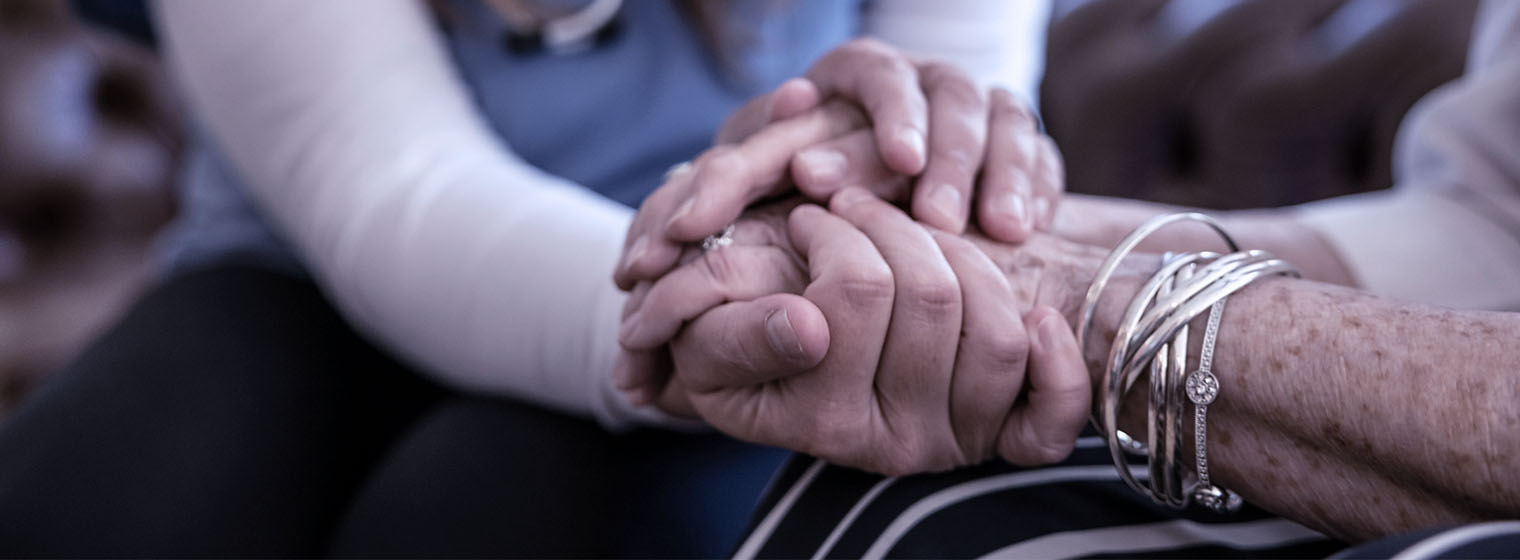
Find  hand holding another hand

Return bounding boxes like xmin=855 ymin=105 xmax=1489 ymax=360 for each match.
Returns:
xmin=620 ymin=191 xmax=1094 ymax=475
xmin=614 ymin=39 xmax=1065 ymax=292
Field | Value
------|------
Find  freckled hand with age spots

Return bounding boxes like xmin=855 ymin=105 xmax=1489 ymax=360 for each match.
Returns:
xmin=1071 ymin=261 xmax=1520 ymax=541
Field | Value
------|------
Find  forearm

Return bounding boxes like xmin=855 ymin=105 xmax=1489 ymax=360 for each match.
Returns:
xmin=967 ymin=230 xmax=1519 ymax=540
xmin=1053 ymin=194 xmax=1358 ymax=287
xmin=1083 ymin=266 xmax=1520 ymax=541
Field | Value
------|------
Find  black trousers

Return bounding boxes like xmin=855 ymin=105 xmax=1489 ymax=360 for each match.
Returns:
xmin=0 ymin=263 xmax=785 ymax=557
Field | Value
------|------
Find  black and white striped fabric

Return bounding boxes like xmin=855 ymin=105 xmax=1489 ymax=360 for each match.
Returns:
xmin=733 ymin=434 xmax=1520 ymax=559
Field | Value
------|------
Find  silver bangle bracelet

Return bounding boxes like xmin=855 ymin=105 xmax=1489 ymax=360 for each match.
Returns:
xmin=1189 ymin=297 xmax=1242 ymax=513
xmin=1078 ymin=213 xmax=1240 ymax=455
xmin=1084 ymin=212 xmax=1297 ymax=511
xmin=1104 ymin=252 xmax=1271 ymax=497
xmin=1147 ymin=258 xmax=1191 ymax=508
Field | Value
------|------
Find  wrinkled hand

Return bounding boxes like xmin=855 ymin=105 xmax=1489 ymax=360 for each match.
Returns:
xmin=613 ymin=39 xmax=1065 ymax=291
xmin=619 ymin=190 xmax=1093 ymax=475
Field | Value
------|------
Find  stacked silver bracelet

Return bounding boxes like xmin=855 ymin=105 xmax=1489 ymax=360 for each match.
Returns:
xmin=1077 ymin=213 xmax=1298 ymax=513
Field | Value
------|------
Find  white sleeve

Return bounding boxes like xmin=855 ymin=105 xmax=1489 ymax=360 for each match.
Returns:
xmin=152 ymin=0 xmax=670 ymax=429
xmin=862 ymin=0 xmax=1051 ymax=105
xmin=1295 ymin=0 xmax=1520 ymax=311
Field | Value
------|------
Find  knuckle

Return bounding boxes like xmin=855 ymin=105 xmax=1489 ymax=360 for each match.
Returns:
xmin=902 ymin=273 xmax=962 ymax=320
xmin=991 ymin=89 xmax=1037 ymax=130
xmin=697 ymin=248 xmax=743 ymax=286
xmin=926 ymin=66 xmax=985 ymax=107
xmin=931 ymin=145 xmax=978 ymax=178
xmin=830 ymin=267 xmax=896 ymax=310
xmin=982 ymin=325 xmax=1032 ymax=372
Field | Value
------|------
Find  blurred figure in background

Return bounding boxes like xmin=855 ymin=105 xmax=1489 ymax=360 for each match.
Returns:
xmin=0 ymin=0 xmax=178 ymax=415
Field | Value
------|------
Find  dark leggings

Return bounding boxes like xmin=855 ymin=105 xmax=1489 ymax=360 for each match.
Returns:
xmin=0 ymin=263 xmax=785 ymax=557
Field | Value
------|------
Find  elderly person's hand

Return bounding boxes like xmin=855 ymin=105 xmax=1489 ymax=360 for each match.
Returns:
xmin=619 ymin=190 xmax=1093 ymax=475
xmin=613 ymin=39 xmax=1065 ymax=291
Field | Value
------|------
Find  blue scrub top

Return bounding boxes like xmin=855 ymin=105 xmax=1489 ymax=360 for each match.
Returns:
xmin=163 ymin=0 xmax=860 ymax=271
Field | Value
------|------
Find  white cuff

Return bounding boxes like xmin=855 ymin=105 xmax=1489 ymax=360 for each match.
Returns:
xmin=1295 ymin=188 xmax=1520 ymax=311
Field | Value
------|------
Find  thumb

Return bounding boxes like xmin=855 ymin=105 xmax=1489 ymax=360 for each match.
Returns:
xmin=998 ymin=307 xmax=1093 ymax=466
xmin=672 ymin=293 xmax=830 ymax=393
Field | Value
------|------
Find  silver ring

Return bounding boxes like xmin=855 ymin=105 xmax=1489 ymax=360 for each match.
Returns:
xmin=664 ymin=161 xmax=693 ymax=182
xmin=702 ymin=224 xmax=735 ymax=252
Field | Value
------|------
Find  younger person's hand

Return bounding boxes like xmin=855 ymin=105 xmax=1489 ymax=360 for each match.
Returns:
xmin=614 ymin=41 xmax=1066 ymax=292
xmin=626 ymin=193 xmax=1092 ymax=474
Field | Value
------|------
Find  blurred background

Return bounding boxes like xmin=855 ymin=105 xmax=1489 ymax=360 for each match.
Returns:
xmin=0 ymin=0 xmax=1477 ymax=418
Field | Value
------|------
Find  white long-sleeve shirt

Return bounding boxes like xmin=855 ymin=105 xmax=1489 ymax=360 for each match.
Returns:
xmin=152 ymin=0 xmax=1050 ymax=430
xmin=1297 ymin=0 xmax=1520 ymax=311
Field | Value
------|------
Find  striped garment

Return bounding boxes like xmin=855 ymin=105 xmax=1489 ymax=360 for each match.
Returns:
xmin=735 ymin=438 xmax=1519 ymax=559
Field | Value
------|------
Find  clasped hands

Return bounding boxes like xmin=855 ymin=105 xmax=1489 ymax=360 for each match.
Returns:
xmin=613 ymin=40 xmax=1095 ymax=476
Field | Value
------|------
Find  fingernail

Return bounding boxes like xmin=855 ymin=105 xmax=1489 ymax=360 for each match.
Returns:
xmin=619 ymin=309 xmax=644 ymax=346
xmin=668 ymin=198 xmax=696 ymax=229
xmin=765 ymin=308 xmax=807 ymax=361
xmin=898 ymin=126 xmax=926 ymax=167
xmin=988 ymin=191 xmax=1017 ymax=224
xmin=1033 ymin=197 xmax=1052 ymax=229
xmin=623 ymin=236 xmax=649 ymax=273
xmin=1013 ymin=194 xmax=1030 ymax=226
xmin=1037 ymin=313 xmax=1065 ymax=351
xmin=930 ymin=185 xmax=964 ymax=229
xmin=797 ymin=148 xmax=846 ymax=184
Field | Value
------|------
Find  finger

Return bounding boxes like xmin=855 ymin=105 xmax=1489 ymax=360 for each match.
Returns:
xmin=786 ymin=203 xmax=895 ymax=399
xmin=715 ymin=77 xmax=823 ymax=144
xmin=910 ymin=62 xmax=988 ymax=234
xmin=614 ymin=165 xmax=698 ymax=289
xmin=680 ymin=203 xmax=896 ymax=458
xmin=829 ymin=188 xmax=963 ymax=470
xmin=790 ymin=129 xmax=908 ymax=202
xmin=766 ymin=79 xmax=824 ymax=128
xmin=807 ymin=38 xmax=928 ymax=175
xmin=619 ymin=245 xmax=807 ymax=350
xmin=1030 ymin=135 xmax=1066 ymax=231
xmin=613 ymin=348 xmax=666 ymax=407
xmin=664 ymin=100 xmax=867 ymax=242
xmin=998 ymin=307 xmax=1093 ymax=466
xmin=673 ymin=206 xmax=890 ymax=457
xmin=672 ymin=293 xmax=830 ymax=392
xmin=613 ymin=282 xmax=666 ymax=404
xmin=929 ymin=230 xmax=1028 ymax=465
xmin=975 ymin=88 xmax=1041 ymax=243
xmin=651 ymin=363 xmax=700 ymax=419
xmin=621 ymin=280 xmax=653 ymax=320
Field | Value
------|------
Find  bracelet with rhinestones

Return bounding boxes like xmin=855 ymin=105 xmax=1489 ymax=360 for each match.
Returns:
xmin=1080 ymin=213 xmax=1299 ymax=511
